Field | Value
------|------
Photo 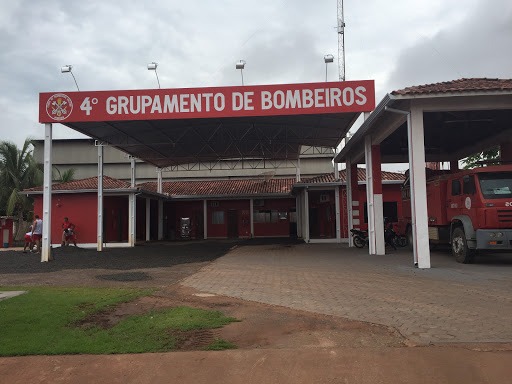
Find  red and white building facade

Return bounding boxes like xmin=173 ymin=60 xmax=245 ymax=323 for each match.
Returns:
xmin=25 ymin=170 xmax=404 ymax=247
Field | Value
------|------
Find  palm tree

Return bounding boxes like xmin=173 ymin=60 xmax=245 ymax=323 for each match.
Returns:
xmin=0 ymin=139 xmax=43 ymax=239
xmin=53 ymin=167 xmax=76 ymax=183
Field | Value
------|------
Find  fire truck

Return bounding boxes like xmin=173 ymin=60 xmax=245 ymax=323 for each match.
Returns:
xmin=401 ymin=165 xmax=512 ymax=263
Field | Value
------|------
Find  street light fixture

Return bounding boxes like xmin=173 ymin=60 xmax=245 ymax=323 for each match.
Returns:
xmin=147 ymin=62 xmax=161 ymax=89
xmin=61 ymin=64 xmax=80 ymax=91
xmin=236 ymin=60 xmax=246 ymax=86
xmin=324 ymin=54 xmax=334 ymax=82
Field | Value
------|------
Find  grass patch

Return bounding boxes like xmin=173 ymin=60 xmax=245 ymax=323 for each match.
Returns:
xmin=0 ymin=287 xmax=238 ymax=356
xmin=203 ymin=338 xmax=238 ymax=351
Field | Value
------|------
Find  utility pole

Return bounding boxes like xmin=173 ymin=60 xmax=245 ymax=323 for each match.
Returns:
xmin=337 ymin=0 xmax=346 ymax=81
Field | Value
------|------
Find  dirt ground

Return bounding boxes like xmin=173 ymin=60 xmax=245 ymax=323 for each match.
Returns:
xmin=1 ymin=241 xmax=512 ymax=383
xmin=0 ymin=240 xmax=241 ymax=287
xmin=80 ymin=283 xmax=406 ymax=350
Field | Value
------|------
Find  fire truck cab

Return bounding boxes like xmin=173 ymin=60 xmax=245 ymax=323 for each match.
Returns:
xmin=402 ymin=165 xmax=512 ymax=263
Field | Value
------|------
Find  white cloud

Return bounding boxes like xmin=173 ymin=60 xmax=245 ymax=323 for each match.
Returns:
xmin=0 ymin=0 xmax=510 ymax=157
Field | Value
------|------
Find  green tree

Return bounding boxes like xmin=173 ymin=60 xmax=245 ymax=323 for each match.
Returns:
xmin=53 ymin=167 xmax=76 ymax=183
xmin=461 ymin=147 xmax=500 ymax=169
xmin=0 ymin=139 xmax=43 ymax=239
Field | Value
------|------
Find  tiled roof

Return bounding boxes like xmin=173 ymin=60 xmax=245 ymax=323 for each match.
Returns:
xmin=24 ymin=171 xmax=405 ymax=196
xmin=24 ymin=176 xmax=132 ymax=192
xmin=392 ymin=78 xmax=512 ymax=96
xmin=138 ymin=178 xmax=297 ymax=197
xmin=301 ymin=169 xmax=405 ymax=183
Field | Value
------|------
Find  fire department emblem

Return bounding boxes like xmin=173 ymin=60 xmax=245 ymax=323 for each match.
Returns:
xmin=46 ymin=93 xmax=73 ymax=121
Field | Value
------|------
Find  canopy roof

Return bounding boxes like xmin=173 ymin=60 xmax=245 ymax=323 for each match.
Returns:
xmin=335 ymin=78 xmax=512 ymax=164
xmin=40 ymin=81 xmax=375 ymax=168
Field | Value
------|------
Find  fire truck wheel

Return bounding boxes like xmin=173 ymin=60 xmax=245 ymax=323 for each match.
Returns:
xmin=353 ymin=236 xmax=365 ymax=248
xmin=451 ymin=227 xmax=475 ymax=264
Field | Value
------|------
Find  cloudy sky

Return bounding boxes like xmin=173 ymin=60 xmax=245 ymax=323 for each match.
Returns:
xmin=1 ymin=0 xmax=511 ymax=154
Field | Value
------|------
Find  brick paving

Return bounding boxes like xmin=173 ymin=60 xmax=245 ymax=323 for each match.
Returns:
xmin=182 ymin=243 xmax=512 ymax=344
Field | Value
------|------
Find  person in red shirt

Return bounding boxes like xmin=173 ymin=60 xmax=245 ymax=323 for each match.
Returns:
xmin=61 ymin=217 xmax=77 ymax=246
xmin=23 ymin=225 xmax=34 ymax=253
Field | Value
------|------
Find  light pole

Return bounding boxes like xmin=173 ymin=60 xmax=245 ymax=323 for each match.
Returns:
xmin=61 ymin=65 xmax=80 ymax=91
xmin=147 ymin=62 xmax=161 ymax=89
xmin=236 ymin=60 xmax=246 ymax=86
xmin=324 ymin=54 xmax=334 ymax=82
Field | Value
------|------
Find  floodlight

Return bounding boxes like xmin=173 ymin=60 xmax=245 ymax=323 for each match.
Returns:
xmin=324 ymin=54 xmax=334 ymax=63
xmin=60 ymin=64 xmax=79 ymax=91
xmin=147 ymin=62 xmax=161 ymax=89
xmin=61 ymin=65 xmax=73 ymax=73
xmin=236 ymin=60 xmax=246 ymax=70
xmin=324 ymin=54 xmax=334 ymax=82
xmin=236 ymin=60 xmax=246 ymax=85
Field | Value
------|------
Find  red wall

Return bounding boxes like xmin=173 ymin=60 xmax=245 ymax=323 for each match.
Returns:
xmin=33 ymin=193 xmax=98 ymax=245
xmin=253 ymin=198 xmax=295 ymax=237
xmin=308 ymin=190 xmax=336 ymax=238
xmin=104 ymin=196 xmax=129 ymax=242
xmin=33 ymin=194 xmax=130 ymax=245
xmin=352 ymin=184 xmax=403 ymax=231
xmin=0 ymin=218 xmax=14 ymax=247
xmin=173 ymin=200 xmax=204 ymax=239
xmin=207 ymin=199 xmax=250 ymax=238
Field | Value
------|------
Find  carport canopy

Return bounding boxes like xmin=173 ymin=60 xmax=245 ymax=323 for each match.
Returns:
xmin=38 ymin=80 xmax=376 ymax=261
xmin=334 ymin=78 xmax=512 ymax=269
xmin=41 ymin=81 xmax=375 ymax=167
xmin=335 ymin=78 xmax=512 ymax=165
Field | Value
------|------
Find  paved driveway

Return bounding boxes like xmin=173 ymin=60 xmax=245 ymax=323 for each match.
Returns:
xmin=182 ymin=243 xmax=512 ymax=344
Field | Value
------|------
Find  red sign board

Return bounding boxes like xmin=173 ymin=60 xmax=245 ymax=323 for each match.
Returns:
xmin=39 ymin=80 xmax=375 ymax=123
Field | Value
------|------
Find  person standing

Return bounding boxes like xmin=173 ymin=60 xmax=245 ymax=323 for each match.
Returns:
xmin=31 ymin=215 xmax=43 ymax=253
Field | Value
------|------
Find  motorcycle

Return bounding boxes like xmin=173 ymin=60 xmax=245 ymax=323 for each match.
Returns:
xmin=384 ymin=219 xmax=408 ymax=249
xmin=350 ymin=221 xmax=408 ymax=250
xmin=350 ymin=228 xmax=369 ymax=248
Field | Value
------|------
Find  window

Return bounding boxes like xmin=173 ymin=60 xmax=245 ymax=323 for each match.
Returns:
xmin=478 ymin=172 xmax=512 ymax=199
xmin=253 ymin=210 xmax=279 ymax=223
xmin=383 ymin=202 xmax=398 ymax=223
xmin=363 ymin=202 xmax=398 ymax=223
xmin=212 ymin=211 xmax=224 ymax=224
xmin=463 ymin=175 xmax=476 ymax=195
xmin=451 ymin=179 xmax=461 ymax=196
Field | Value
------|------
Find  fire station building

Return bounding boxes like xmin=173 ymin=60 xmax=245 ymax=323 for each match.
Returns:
xmin=24 ymin=170 xmax=404 ymax=247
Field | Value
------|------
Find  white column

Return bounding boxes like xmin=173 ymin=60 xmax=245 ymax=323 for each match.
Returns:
xmin=296 ymin=158 xmax=301 ymax=182
xmin=346 ymin=158 xmax=354 ymax=247
xmin=203 ymin=200 xmax=208 ymax=239
xmin=158 ymin=200 xmax=163 ymax=240
xmin=304 ymin=189 xmax=310 ymax=243
xmin=249 ymin=198 xmax=254 ymax=238
xmin=128 ymin=194 xmax=136 ymax=247
xmin=374 ymin=194 xmax=385 ymax=255
xmin=296 ymin=194 xmax=302 ymax=238
xmin=130 ymin=157 xmax=136 ymax=187
xmin=157 ymin=168 xmax=163 ymax=240
xmin=372 ymin=145 xmax=385 ymax=256
xmin=364 ymin=136 xmax=376 ymax=255
xmin=97 ymin=145 xmax=104 ymax=251
xmin=157 ymin=168 xmax=163 ymax=194
xmin=409 ymin=105 xmax=431 ymax=268
xmin=145 ymin=198 xmax=150 ymax=241
xmin=334 ymin=158 xmax=339 ymax=180
xmin=41 ymin=123 xmax=52 ymax=262
xmin=335 ymin=186 xmax=341 ymax=243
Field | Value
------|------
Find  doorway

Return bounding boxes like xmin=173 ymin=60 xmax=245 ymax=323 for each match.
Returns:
xmin=227 ymin=210 xmax=239 ymax=238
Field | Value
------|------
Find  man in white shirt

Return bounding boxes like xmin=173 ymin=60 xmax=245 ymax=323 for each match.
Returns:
xmin=31 ymin=215 xmax=43 ymax=254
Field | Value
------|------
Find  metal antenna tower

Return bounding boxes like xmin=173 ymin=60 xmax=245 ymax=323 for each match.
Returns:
xmin=337 ymin=0 xmax=346 ymax=81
